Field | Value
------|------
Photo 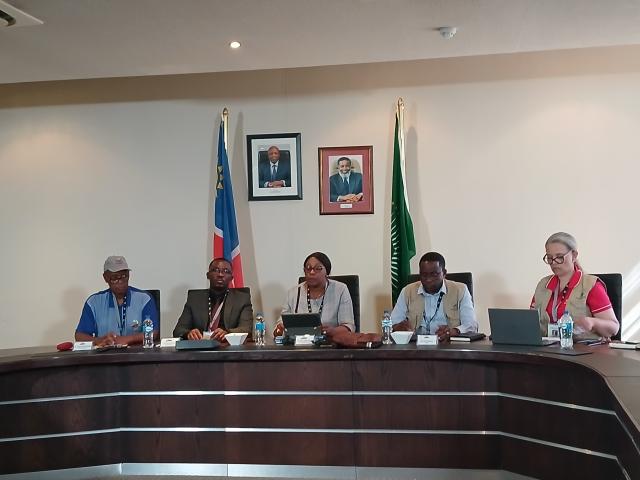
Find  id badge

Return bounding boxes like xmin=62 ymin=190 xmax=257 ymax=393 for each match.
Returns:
xmin=548 ymin=323 xmax=559 ymax=338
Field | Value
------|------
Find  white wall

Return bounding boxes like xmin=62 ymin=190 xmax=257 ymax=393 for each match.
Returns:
xmin=2 ymin=45 xmax=640 ymax=348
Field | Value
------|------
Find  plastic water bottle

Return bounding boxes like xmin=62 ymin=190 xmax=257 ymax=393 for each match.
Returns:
xmin=382 ymin=310 xmax=392 ymax=345
xmin=558 ymin=311 xmax=574 ymax=349
xmin=255 ymin=312 xmax=266 ymax=346
xmin=142 ymin=316 xmax=154 ymax=349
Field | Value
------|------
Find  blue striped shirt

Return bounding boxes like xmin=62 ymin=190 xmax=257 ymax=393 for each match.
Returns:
xmin=76 ymin=287 xmax=158 ymax=337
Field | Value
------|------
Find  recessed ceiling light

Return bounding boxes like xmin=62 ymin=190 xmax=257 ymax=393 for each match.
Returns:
xmin=229 ymin=41 xmax=241 ymax=49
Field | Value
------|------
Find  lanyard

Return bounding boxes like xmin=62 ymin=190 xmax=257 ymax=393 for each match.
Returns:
xmin=208 ymin=291 xmax=228 ymax=331
xmin=551 ymin=283 xmax=568 ymax=324
xmin=423 ymin=291 xmax=444 ymax=334
xmin=113 ymin=292 xmax=127 ymax=336
xmin=295 ymin=282 xmax=327 ymax=317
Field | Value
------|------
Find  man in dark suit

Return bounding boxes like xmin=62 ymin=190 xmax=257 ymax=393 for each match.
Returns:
xmin=258 ymin=146 xmax=291 ymax=188
xmin=329 ymin=156 xmax=363 ymax=202
xmin=173 ymin=258 xmax=253 ymax=341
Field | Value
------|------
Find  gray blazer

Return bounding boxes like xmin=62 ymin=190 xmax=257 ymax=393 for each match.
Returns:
xmin=173 ymin=289 xmax=254 ymax=339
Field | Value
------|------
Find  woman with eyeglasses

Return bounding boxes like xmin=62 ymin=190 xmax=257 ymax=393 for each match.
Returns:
xmin=531 ymin=232 xmax=619 ymax=339
xmin=273 ymin=252 xmax=355 ymax=337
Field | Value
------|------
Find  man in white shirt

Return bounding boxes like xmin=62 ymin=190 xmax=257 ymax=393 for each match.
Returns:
xmin=391 ymin=252 xmax=477 ymax=342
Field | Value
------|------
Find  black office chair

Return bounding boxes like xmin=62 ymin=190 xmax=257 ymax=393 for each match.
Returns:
xmin=407 ymin=272 xmax=474 ymax=300
xmin=234 ymin=286 xmax=251 ymax=295
xmin=297 ymin=275 xmax=360 ymax=332
xmin=145 ymin=289 xmax=161 ymax=336
xmin=594 ymin=273 xmax=622 ymax=341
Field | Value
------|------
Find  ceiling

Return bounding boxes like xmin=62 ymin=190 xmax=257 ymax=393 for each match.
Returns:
xmin=2 ymin=0 xmax=640 ymax=84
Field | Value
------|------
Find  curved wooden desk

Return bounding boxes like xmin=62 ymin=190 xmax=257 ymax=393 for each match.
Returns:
xmin=0 ymin=343 xmax=638 ymax=479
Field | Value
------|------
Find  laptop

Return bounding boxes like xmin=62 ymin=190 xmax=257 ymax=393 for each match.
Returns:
xmin=282 ymin=313 xmax=322 ymax=338
xmin=488 ymin=308 xmax=558 ymax=347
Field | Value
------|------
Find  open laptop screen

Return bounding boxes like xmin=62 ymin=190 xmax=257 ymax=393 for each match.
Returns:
xmin=488 ymin=308 xmax=556 ymax=347
xmin=282 ymin=313 xmax=322 ymax=337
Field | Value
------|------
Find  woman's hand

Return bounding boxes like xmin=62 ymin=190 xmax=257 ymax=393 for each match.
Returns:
xmin=273 ymin=323 xmax=285 ymax=337
xmin=573 ymin=316 xmax=595 ymax=333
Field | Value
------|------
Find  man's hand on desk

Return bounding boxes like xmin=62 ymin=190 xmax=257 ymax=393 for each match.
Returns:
xmin=211 ymin=328 xmax=228 ymax=342
xmin=187 ymin=328 xmax=228 ymax=342
xmin=94 ymin=332 xmax=117 ymax=347
xmin=435 ymin=326 xmax=460 ymax=342
xmin=392 ymin=320 xmax=413 ymax=332
xmin=187 ymin=329 xmax=203 ymax=340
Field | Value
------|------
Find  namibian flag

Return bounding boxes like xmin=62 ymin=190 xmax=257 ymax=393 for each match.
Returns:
xmin=213 ymin=112 xmax=244 ymax=287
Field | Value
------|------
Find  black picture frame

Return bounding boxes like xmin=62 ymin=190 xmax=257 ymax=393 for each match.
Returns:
xmin=247 ymin=133 xmax=302 ymax=201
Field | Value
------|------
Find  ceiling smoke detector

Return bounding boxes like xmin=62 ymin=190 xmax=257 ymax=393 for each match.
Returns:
xmin=438 ymin=26 xmax=457 ymax=39
xmin=0 ymin=0 xmax=43 ymax=28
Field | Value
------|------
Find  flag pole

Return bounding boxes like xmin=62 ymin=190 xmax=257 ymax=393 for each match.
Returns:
xmin=222 ymin=107 xmax=229 ymax=150
xmin=396 ymin=97 xmax=409 ymax=212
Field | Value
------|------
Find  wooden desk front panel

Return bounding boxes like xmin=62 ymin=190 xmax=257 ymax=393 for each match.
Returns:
xmin=0 ymin=348 xmax=636 ymax=480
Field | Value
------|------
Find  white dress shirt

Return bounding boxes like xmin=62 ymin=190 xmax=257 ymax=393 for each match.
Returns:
xmin=390 ymin=281 xmax=477 ymax=334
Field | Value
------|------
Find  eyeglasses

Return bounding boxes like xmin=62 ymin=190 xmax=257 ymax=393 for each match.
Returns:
xmin=209 ymin=268 xmax=232 ymax=275
xmin=542 ymin=251 xmax=572 ymax=265
xmin=304 ymin=265 xmax=325 ymax=273
xmin=106 ymin=273 xmax=129 ymax=283
xmin=420 ymin=271 xmax=443 ymax=279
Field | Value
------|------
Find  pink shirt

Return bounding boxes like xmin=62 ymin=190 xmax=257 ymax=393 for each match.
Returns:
xmin=530 ymin=269 xmax=612 ymax=323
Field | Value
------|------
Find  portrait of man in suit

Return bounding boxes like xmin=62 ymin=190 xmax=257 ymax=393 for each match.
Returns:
xmin=258 ymin=145 xmax=292 ymax=188
xmin=329 ymin=156 xmax=363 ymax=203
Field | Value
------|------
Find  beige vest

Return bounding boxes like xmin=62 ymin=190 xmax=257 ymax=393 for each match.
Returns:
xmin=533 ymin=273 xmax=599 ymax=340
xmin=405 ymin=280 xmax=466 ymax=331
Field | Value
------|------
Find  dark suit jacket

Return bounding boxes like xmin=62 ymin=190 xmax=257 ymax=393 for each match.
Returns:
xmin=258 ymin=158 xmax=291 ymax=187
xmin=329 ymin=172 xmax=363 ymax=202
xmin=173 ymin=289 xmax=253 ymax=339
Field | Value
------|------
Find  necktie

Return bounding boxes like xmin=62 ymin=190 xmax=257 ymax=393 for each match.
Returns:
xmin=271 ymin=165 xmax=277 ymax=181
xmin=343 ymin=177 xmax=348 ymax=189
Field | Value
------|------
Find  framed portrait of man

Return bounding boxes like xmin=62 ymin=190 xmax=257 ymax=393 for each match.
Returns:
xmin=247 ymin=133 xmax=302 ymax=201
xmin=318 ymin=145 xmax=373 ymax=215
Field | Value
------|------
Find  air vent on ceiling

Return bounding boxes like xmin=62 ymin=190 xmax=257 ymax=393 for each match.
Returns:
xmin=0 ymin=0 xmax=43 ymax=28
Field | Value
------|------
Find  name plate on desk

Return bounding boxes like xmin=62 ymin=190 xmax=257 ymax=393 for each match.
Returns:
xmin=417 ymin=335 xmax=438 ymax=346
xmin=73 ymin=341 xmax=93 ymax=351
xmin=160 ymin=338 xmax=179 ymax=348
xmin=294 ymin=334 xmax=315 ymax=346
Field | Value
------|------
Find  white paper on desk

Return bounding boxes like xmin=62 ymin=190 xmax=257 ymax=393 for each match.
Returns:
xmin=609 ymin=342 xmax=638 ymax=350
xmin=294 ymin=334 xmax=315 ymax=346
xmin=73 ymin=341 xmax=93 ymax=351
xmin=417 ymin=335 xmax=438 ymax=346
xmin=160 ymin=338 xmax=179 ymax=348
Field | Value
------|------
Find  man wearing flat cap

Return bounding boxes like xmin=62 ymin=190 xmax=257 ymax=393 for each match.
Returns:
xmin=75 ymin=256 xmax=159 ymax=346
